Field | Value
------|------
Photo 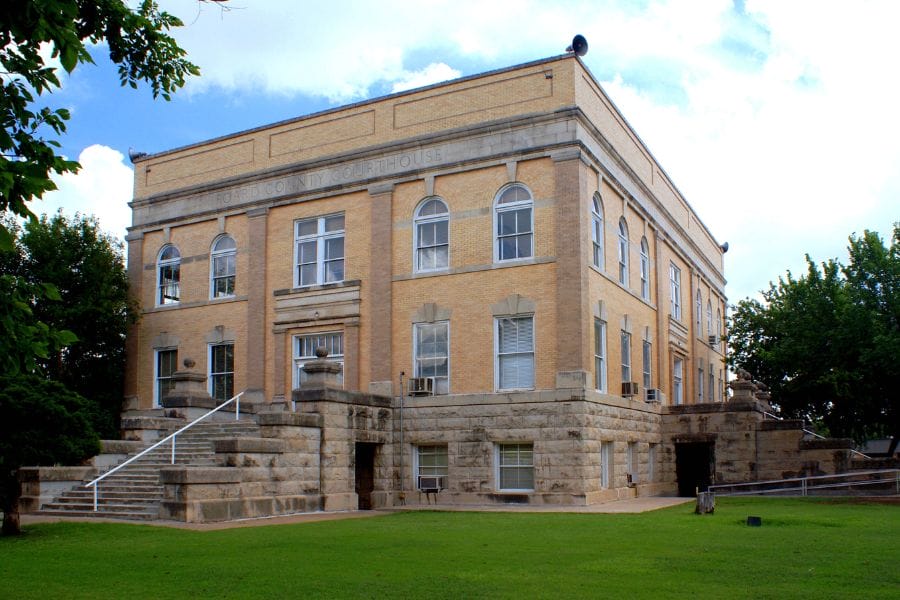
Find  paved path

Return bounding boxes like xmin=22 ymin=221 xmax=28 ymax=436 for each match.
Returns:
xmin=20 ymin=497 xmax=692 ymax=531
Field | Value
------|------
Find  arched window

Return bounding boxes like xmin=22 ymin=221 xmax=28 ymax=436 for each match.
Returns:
xmin=157 ymin=244 xmax=181 ymax=305
xmin=210 ymin=235 xmax=236 ymax=298
xmin=414 ymin=197 xmax=449 ymax=272
xmin=639 ymin=236 xmax=650 ymax=300
xmin=591 ymin=194 xmax=604 ymax=269
xmin=695 ymin=289 xmax=702 ymax=329
xmin=617 ymin=218 xmax=629 ymax=286
xmin=706 ymin=300 xmax=713 ymax=337
xmin=494 ymin=183 xmax=533 ymax=261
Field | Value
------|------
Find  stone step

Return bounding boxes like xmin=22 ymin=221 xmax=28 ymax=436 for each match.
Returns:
xmin=39 ymin=508 xmax=157 ymax=520
xmin=63 ymin=489 xmax=163 ymax=500
xmin=53 ymin=495 xmax=160 ymax=505
xmin=42 ymin=501 xmax=158 ymax=514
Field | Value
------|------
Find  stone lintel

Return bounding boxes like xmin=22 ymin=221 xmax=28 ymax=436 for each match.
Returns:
xmin=664 ymin=400 xmax=762 ymax=415
xmin=258 ymin=412 xmax=323 ymax=428
xmin=159 ymin=467 xmax=242 ymax=485
xmin=671 ymin=433 xmax=717 ymax=444
xmin=213 ymin=438 xmax=286 ymax=453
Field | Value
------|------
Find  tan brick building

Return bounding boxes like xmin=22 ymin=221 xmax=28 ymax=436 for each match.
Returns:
xmin=123 ymin=54 xmax=733 ymax=508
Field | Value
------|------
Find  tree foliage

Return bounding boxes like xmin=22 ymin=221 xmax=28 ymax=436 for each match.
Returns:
xmin=1 ymin=212 xmax=137 ymax=437
xmin=0 ymin=374 xmax=101 ymax=535
xmin=728 ymin=225 xmax=900 ymax=444
xmin=0 ymin=0 xmax=199 ymax=250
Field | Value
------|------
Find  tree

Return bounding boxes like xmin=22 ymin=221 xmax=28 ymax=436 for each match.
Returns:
xmin=728 ymin=225 xmax=900 ymax=446
xmin=0 ymin=0 xmax=199 ymax=251
xmin=2 ymin=212 xmax=137 ymax=438
xmin=0 ymin=375 xmax=101 ymax=535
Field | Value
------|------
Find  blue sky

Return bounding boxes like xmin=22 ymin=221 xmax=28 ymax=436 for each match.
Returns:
xmin=34 ymin=0 xmax=900 ymax=303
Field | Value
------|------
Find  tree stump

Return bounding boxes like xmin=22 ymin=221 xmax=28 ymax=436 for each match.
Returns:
xmin=695 ymin=491 xmax=715 ymax=514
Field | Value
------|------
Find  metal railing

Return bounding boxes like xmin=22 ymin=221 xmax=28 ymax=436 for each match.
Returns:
xmin=85 ymin=391 xmax=245 ymax=511
xmin=762 ymin=411 xmax=870 ymax=459
xmin=708 ymin=469 xmax=900 ymax=497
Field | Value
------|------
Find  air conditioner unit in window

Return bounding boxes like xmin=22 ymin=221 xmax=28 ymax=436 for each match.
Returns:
xmin=408 ymin=377 xmax=434 ymax=396
xmin=645 ymin=388 xmax=661 ymax=402
xmin=418 ymin=475 xmax=445 ymax=492
xmin=708 ymin=335 xmax=719 ymax=346
xmin=621 ymin=381 xmax=640 ymax=397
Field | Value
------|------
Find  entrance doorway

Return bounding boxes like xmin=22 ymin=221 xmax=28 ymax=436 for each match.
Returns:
xmin=675 ymin=442 xmax=715 ymax=497
xmin=354 ymin=442 xmax=377 ymax=510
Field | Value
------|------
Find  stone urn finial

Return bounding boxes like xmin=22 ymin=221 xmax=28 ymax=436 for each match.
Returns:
xmin=315 ymin=346 xmax=329 ymax=359
xmin=183 ymin=357 xmax=196 ymax=369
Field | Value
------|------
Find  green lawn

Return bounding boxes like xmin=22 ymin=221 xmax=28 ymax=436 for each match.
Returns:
xmin=1 ymin=498 xmax=897 ymax=599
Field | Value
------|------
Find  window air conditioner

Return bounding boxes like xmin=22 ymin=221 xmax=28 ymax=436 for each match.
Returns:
xmin=408 ymin=377 xmax=434 ymax=396
xmin=418 ymin=475 xmax=444 ymax=492
xmin=645 ymin=388 xmax=661 ymax=402
xmin=621 ymin=381 xmax=640 ymax=397
xmin=708 ymin=335 xmax=719 ymax=346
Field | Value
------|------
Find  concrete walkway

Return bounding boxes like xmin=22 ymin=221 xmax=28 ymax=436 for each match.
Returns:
xmin=20 ymin=497 xmax=692 ymax=531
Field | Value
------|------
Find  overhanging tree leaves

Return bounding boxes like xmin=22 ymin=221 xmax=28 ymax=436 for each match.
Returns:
xmin=0 ymin=0 xmax=199 ymax=250
xmin=728 ymin=225 xmax=900 ymax=445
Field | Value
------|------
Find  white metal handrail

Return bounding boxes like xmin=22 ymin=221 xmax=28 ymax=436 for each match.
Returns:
xmin=709 ymin=468 xmax=900 ymax=497
xmin=85 ymin=391 xmax=244 ymax=511
xmin=762 ymin=411 xmax=870 ymax=459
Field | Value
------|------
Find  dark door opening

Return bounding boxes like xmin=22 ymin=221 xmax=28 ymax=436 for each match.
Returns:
xmin=354 ymin=442 xmax=377 ymax=510
xmin=675 ymin=442 xmax=715 ymax=497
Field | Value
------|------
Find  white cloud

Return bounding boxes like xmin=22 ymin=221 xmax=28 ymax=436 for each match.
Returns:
xmin=29 ymin=144 xmax=134 ymax=240
xmin=391 ymin=63 xmax=461 ymax=93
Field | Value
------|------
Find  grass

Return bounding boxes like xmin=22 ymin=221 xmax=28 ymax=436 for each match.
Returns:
xmin=1 ymin=498 xmax=897 ymax=599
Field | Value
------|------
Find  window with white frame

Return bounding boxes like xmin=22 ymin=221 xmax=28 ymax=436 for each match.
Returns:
xmin=642 ymin=340 xmax=652 ymax=389
xmin=696 ymin=289 xmax=703 ymax=330
xmin=673 ymin=357 xmax=684 ymax=405
xmin=600 ymin=441 xmax=612 ymax=489
xmin=154 ymin=348 xmax=177 ymax=407
xmin=295 ymin=214 xmax=345 ymax=287
xmin=648 ymin=443 xmax=657 ymax=482
xmin=640 ymin=236 xmax=650 ymax=300
xmin=617 ymin=218 xmax=629 ymax=286
xmin=496 ymin=316 xmax=534 ymax=390
xmin=718 ymin=370 xmax=724 ymax=402
xmin=293 ymin=332 xmax=344 ymax=388
xmin=494 ymin=184 xmax=533 ymax=261
xmin=594 ymin=318 xmax=607 ymax=392
xmin=706 ymin=300 xmax=713 ymax=337
xmin=157 ymin=245 xmax=181 ymax=305
xmin=416 ymin=445 xmax=448 ymax=489
xmin=591 ymin=194 xmax=604 ymax=269
xmin=621 ymin=330 xmax=632 ymax=383
xmin=210 ymin=235 xmax=236 ymax=299
xmin=414 ymin=198 xmax=449 ymax=272
xmin=709 ymin=364 xmax=715 ymax=404
xmin=698 ymin=364 xmax=705 ymax=401
xmin=717 ymin=307 xmax=723 ymax=347
xmin=209 ymin=343 xmax=234 ymax=401
xmin=497 ymin=442 xmax=534 ymax=491
xmin=627 ymin=441 xmax=638 ymax=484
xmin=414 ymin=321 xmax=449 ymax=394
xmin=670 ymin=264 xmax=682 ymax=320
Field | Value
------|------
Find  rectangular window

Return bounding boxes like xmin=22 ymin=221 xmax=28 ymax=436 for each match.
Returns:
xmin=718 ymin=370 xmax=724 ymax=402
xmin=497 ymin=208 xmax=533 ymax=260
xmin=416 ymin=445 xmax=448 ymax=489
xmin=293 ymin=332 xmax=343 ymax=388
xmin=414 ymin=322 xmax=449 ymax=394
xmin=698 ymin=365 xmax=705 ymax=401
xmin=669 ymin=264 xmax=682 ymax=320
xmin=673 ymin=357 xmax=684 ymax=405
xmin=209 ymin=343 xmax=234 ymax=401
xmin=211 ymin=252 xmax=236 ymax=298
xmin=627 ymin=442 xmax=638 ymax=484
xmin=648 ymin=443 xmax=657 ymax=482
xmin=709 ymin=365 xmax=715 ymax=405
xmin=497 ymin=443 xmax=534 ymax=491
xmin=155 ymin=348 xmax=177 ymax=407
xmin=158 ymin=264 xmax=180 ymax=305
xmin=416 ymin=219 xmax=449 ymax=271
xmin=600 ymin=441 xmax=612 ymax=489
xmin=496 ymin=316 xmax=534 ymax=390
xmin=620 ymin=331 xmax=632 ymax=383
xmin=642 ymin=340 xmax=652 ymax=389
xmin=295 ymin=214 xmax=345 ymax=287
xmin=594 ymin=318 xmax=607 ymax=392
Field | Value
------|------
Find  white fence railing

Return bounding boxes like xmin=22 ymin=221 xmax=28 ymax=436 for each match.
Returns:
xmin=708 ymin=469 xmax=900 ymax=497
xmin=84 ymin=392 xmax=244 ymax=511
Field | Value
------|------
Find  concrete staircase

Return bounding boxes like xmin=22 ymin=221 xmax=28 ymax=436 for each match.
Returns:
xmin=39 ymin=420 xmax=260 ymax=520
